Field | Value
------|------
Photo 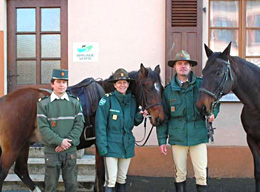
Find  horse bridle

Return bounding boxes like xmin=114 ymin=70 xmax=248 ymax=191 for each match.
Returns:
xmin=135 ymin=79 xmax=163 ymax=147
xmin=199 ymin=59 xmax=233 ymax=109
xmin=139 ymin=79 xmax=163 ymax=111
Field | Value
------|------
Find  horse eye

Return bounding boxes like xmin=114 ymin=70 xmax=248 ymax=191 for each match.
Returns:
xmin=216 ymin=71 xmax=223 ymax=76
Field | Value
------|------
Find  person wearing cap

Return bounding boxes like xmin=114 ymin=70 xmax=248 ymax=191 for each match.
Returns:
xmin=37 ymin=69 xmax=84 ymax=192
xmin=95 ymin=68 xmax=146 ymax=192
xmin=156 ymin=50 xmax=220 ymax=192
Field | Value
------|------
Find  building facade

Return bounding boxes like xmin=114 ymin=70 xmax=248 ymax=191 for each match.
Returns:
xmin=1 ymin=0 xmax=259 ymax=177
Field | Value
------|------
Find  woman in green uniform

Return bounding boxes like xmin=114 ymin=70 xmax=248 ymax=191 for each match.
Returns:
xmin=95 ymin=68 xmax=145 ymax=192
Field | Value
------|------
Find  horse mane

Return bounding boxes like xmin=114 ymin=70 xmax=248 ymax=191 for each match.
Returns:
xmin=206 ymin=51 xmax=260 ymax=79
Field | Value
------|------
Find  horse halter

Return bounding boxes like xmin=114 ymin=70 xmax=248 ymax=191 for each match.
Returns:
xmin=199 ymin=59 xmax=233 ymax=108
xmin=139 ymin=79 xmax=163 ymax=111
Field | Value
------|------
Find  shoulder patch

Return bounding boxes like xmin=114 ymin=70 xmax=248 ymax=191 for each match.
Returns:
xmin=99 ymin=98 xmax=107 ymax=106
xmin=38 ymin=96 xmax=49 ymax=102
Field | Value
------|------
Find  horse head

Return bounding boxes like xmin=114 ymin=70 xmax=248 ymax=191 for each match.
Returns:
xmin=196 ymin=42 xmax=234 ymax=116
xmin=131 ymin=63 xmax=165 ymax=126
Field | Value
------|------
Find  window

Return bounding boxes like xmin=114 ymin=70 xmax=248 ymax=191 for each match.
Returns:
xmin=209 ymin=0 xmax=260 ymax=66
xmin=7 ymin=0 xmax=68 ymax=92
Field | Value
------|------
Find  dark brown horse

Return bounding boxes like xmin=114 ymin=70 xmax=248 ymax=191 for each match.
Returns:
xmin=196 ymin=42 xmax=260 ymax=191
xmin=98 ymin=63 xmax=165 ymax=126
xmin=0 ymin=88 xmax=51 ymax=192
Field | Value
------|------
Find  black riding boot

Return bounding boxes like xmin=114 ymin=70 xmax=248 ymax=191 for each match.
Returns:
xmin=115 ymin=182 xmax=126 ymax=192
xmin=196 ymin=184 xmax=208 ymax=192
xmin=104 ymin=186 xmax=115 ymax=192
xmin=175 ymin=181 xmax=186 ymax=192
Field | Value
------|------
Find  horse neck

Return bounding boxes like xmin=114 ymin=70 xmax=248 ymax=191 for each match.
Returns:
xmin=230 ymin=57 xmax=260 ymax=109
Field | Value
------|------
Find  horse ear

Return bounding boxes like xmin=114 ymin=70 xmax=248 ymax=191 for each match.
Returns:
xmin=204 ymin=43 xmax=213 ymax=58
xmin=154 ymin=65 xmax=160 ymax=74
xmin=222 ymin=41 xmax=232 ymax=56
xmin=140 ymin=63 xmax=148 ymax=77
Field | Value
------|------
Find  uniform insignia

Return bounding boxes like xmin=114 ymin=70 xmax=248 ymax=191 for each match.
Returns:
xmin=61 ymin=72 xmax=65 ymax=77
xmin=121 ymin=73 xmax=124 ymax=77
xmin=171 ymin=106 xmax=175 ymax=112
xmin=99 ymin=98 xmax=106 ymax=106
xmin=38 ymin=96 xmax=49 ymax=102
xmin=105 ymin=93 xmax=110 ymax=97
xmin=51 ymin=121 xmax=56 ymax=127
xmin=112 ymin=115 xmax=117 ymax=120
xmin=71 ymin=154 xmax=75 ymax=159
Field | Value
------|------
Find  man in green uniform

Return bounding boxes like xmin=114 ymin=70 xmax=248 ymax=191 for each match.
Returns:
xmin=37 ymin=69 xmax=84 ymax=192
xmin=156 ymin=50 xmax=220 ymax=192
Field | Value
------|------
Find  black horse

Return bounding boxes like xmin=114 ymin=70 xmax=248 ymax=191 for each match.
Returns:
xmin=196 ymin=42 xmax=260 ymax=192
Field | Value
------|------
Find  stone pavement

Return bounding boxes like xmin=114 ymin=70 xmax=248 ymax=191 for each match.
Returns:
xmin=2 ymin=176 xmax=256 ymax=192
xmin=126 ymin=176 xmax=255 ymax=192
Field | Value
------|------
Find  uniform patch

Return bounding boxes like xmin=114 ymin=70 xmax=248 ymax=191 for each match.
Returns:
xmin=171 ymin=106 xmax=175 ymax=112
xmin=112 ymin=115 xmax=117 ymax=120
xmin=99 ymin=98 xmax=106 ymax=106
xmin=51 ymin=121 xmax=56 ymax=127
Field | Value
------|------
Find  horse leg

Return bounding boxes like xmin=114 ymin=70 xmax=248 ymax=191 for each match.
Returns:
xmin=14 ymin=143 xmax=41 ymax=192
xmin=247 ymin=135 xmax=260 ymax=192
xmin=0 ymin=147 xmax=9 ymax=191
xmin=94 ymin=148 xmax=105 ymax=192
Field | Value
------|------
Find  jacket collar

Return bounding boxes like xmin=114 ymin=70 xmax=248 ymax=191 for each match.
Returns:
xmin=50 ymin=92 xmax=69 ymax=102
xmin=170 ymin=71 xmax=197 ymax=91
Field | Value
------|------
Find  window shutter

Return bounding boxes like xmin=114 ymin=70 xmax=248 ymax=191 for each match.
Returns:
xmin=171 ymin=0 xmax=197 ymax=27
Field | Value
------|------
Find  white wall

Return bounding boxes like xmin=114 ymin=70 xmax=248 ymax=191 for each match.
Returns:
xmin=68 ymin=0 xmax=166 ymax=85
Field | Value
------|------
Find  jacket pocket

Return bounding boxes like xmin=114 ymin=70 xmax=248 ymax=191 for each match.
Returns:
xmin=45 ymin=153 xmax=58 ymax=168
xmin=169 ymin=99 xmax=185 ymax=117
xmin=108 ymin=111 xmax=122 ymax=133
xmin=107 ymin=133 xmax=124 ymax=156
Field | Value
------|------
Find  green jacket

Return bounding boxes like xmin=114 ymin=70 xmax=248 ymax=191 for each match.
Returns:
xmin=37 ymin=93 xmax=84 ymax=153
xmin=95 ymin=90 xmax=143 ymax=158
xmin=156 ymin=72 xmax=220 ymax=146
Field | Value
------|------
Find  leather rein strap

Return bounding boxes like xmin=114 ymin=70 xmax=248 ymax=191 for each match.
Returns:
xmin=135 ymin=79 xmax=162 ymax=147
xmin=199 ymin=59 xmax=233 ymax=143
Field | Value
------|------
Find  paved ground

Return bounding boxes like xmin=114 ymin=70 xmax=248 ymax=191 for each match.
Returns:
xmin=127 ymin=176 xmax=255 ymax=192
xmin=2 ymin=176 xmax=256 ymax=192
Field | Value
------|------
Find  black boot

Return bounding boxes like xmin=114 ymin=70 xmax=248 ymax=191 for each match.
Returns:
xmin=175 ymin=181 xmax=186 ymax=192
xmin=115 ymin=182 xmax=126 ymax=192
xmin=196 ymin=184 xmax=208 ymax=192
xmin=104 ymin=186 xmax=115 ymax=192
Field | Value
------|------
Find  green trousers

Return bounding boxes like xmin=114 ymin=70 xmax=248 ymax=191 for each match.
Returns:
xmin=44 ymin=151 xmax=77 ymax=192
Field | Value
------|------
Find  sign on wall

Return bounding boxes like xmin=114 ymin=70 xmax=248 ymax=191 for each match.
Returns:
xmin=73 ymin=42 xmax=99 ymax=62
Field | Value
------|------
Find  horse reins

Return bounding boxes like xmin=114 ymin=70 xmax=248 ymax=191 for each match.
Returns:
xmin=135 ymin=79 xmax=163 ymax=147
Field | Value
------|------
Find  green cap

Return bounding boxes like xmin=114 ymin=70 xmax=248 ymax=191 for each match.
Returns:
xmin=52 ymin=69 xmax=68 ymax=80
xmin=168 ymin=50 xmax=197 ymax=67
xmin=108 ymin=68 xmax=134 ymax=82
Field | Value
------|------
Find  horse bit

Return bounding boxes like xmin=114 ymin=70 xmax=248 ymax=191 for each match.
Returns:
xmin=199 ymin=59 xmax=233 ymax=143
